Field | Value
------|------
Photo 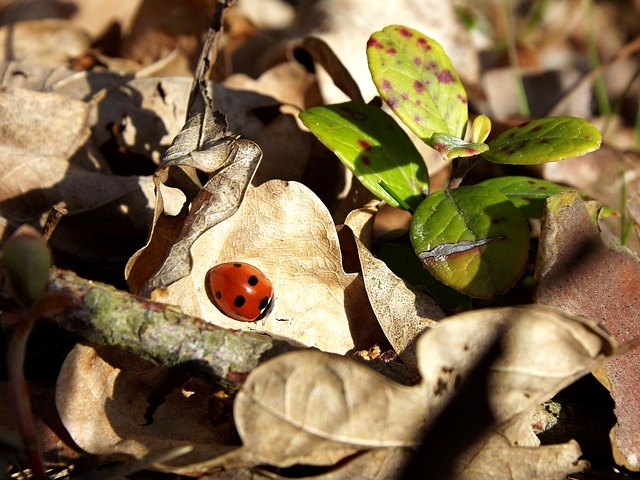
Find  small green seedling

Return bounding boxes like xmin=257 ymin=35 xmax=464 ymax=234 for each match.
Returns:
xmin=300 ymin=25 xmax=602 ymax=299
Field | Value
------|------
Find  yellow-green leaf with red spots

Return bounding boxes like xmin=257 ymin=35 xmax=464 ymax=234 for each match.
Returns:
xmin=367 ymin=25 xmax=468 ymax=145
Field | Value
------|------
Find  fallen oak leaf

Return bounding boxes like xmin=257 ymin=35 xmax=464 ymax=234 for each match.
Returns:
xmin=204 ymin=305 xmax=613 ymax=475
xmin=164 ymin=179 xmax=385 ymax=354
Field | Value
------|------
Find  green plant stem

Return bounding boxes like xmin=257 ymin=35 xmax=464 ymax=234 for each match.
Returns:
xmin=504 ymin=0 xmax=530 ymax=117
xmin=5 ymin=315 xmax=47 ymax=480
xmin=586 ymin=0 xmax=611 ymax=116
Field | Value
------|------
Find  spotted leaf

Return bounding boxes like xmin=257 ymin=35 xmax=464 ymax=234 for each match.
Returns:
xmin=367 ymin=25 xmax=468 ymax=144
xmin=483 ymin=117 xmax=602 ymax=164
xmin=300 ymin=101 xmax=429 ymax=210
xmin=430 ymin=133 xmax=488 ymax=161
xmin=410 ymin=185 xmax=529 ymax=298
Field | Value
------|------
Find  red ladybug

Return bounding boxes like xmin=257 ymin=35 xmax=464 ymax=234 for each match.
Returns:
xmin=208 ymin=262 xmax=274 ymax=322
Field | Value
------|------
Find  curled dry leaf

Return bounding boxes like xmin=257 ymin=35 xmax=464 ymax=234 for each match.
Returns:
xmin=128 ymin=77 xmax=264 ymax=294
xmin=216 ymin=305 xmax=612 ymax=476
xmin=350 ymin=230 xmax=445 ymax=367
xmin=162 ymin=179 xmax=384 ymax=354
xmin=535 ymin=191 xmax=640 ymax=471
xmin=56 ymin=343 xmax=238 ymax=473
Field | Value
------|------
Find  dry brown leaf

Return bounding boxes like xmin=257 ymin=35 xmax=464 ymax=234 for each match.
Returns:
xmin=534 ymin=191 xmax=640 ymax=471
xmin=0 ymin=86 xmax=153 ymax=277
xmin=342 ymin=199 xmax=379 ymax=246
xmin=0 ymin=19 xmax=90 ymax=67
xmin=351 ymin=232 xmax=445 ymax=367
xmin=455 ymin=435 xmax=586 ymax=480
xmin=209 ymin=305 xmax=612 ymax=475
xmin=288 ymin=0 xmax=479 ymax=105
xmin=214 ymin=82 xmax=312 ymax=185
xmin=162 ymin=180 xmax=384 ymax=354
xmin=56 ymin=343 xmax=238 ymax=472
xmin=235 ymin=348 xmax=422 ymax=467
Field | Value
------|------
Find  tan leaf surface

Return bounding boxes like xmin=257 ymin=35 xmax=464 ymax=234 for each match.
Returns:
xmin=234 ymin=349 xmax=423 ymax=467
xmin=456 ymin=435 xmax=587 ymax=480
xmin=416 ymin=306 xmax=613 ymax=433
xmin=221 ymin=305 xmax=612 ymax=475
xmin=352 ymin=232 xmax=445 ymax=367
xmin=534 ymin=191 xmax=640 ymax=471
xmin=288 ymin=0 xmax=479 ymax=104
xmin=163 ymin=180 xmax=383 ymax=354
xmin=56 ymin=343 xmax=238 ymax=471
xmin=0 ymin=19 xmax=90 ymax=67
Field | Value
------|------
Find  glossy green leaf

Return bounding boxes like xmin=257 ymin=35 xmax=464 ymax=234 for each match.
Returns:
xmin=410 ymin=185 xmax=529 ymax=298
xmin=300 ymin=101 xmax=429 ymax=210
xmin=477 ymin=176 xmax=619 ymax=219
xmin=483 ymin=116 xmax=602 ymax=164
xmin=477 ymin=176 xmax=577 ymax=218
xmin=430 ymin=133 xmax=488 ymax=161
xmin=471 ymin=114 xmax=491 ymax=143
xmin=367 ymin=25 xmax=468 ymax=144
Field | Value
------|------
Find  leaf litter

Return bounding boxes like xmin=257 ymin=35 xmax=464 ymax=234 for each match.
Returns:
xmin=0 ymin=0 xmax=638 ymax=478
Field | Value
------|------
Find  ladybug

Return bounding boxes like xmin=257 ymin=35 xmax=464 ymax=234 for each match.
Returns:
xmin=208 ymin=262 xmax=274 ymax=322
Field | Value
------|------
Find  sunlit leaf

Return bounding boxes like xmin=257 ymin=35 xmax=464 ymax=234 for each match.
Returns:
xmin=410 ymin=185 xmax=529 ymax=298
xmin=367 ymin=25 xmax=468 ymax=144
xmin=477 ymin=176 xmax=578 ymax=218
xmin=483 ymin=117 xmax=601 ymax=164
xmin=300 ymin=101 xmax=429 ymax=210
xmin=471 ymin=114 xmax=491 ymax=143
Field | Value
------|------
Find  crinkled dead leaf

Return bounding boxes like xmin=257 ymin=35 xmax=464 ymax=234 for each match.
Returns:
xmin=161 ymin=180 xmax=384 ymax=354
xmin=534 ymin=191 xmax=640 ymax=471
xmin=208 ymin=305 xmax=612 ymax=476
xmin=56 ymin=343 xmax=238 ymax=473
xmin=128 ymin=74 xmax=264 ymax=294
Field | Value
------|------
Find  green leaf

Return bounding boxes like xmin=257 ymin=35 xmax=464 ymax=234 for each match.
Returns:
xmin=410 ymin=185 xmax=529 ymax=298
xmin=478 ymin=176 xmax=620 ymax=219
xmin=300 ymin=101 xmax=429 ymax=210
xmin=430 ymin=132 xmax=488 ymax=161
xmin=477 ymin=176 xmax=577 ymax=218
xmin=367 ymin=25 xmax=468 ymax=144
xmin=471 ymin=114 xmax=491 ymax=143
xmin=483 ymin=116 xmax=602 ymax=164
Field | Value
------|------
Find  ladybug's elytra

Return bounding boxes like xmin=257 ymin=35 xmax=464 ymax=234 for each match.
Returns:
xmin=208 ymin=262 xmax=274 ymax=322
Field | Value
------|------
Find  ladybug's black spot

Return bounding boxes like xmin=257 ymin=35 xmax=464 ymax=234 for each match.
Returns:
xmin=234 ymin=295 xmax=246 ymax=308
xmin=247 ymin=275 xmax=259 ymax=286
xmin=259 ymin=296 xmax=270 ymax=310
xmin=232 ymin=263 xmax=242 ymax=267
xmin=214 ymin=291 xmax=222 ymax=299
xmin=256 ymin=296 xmax=274 ymax=321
